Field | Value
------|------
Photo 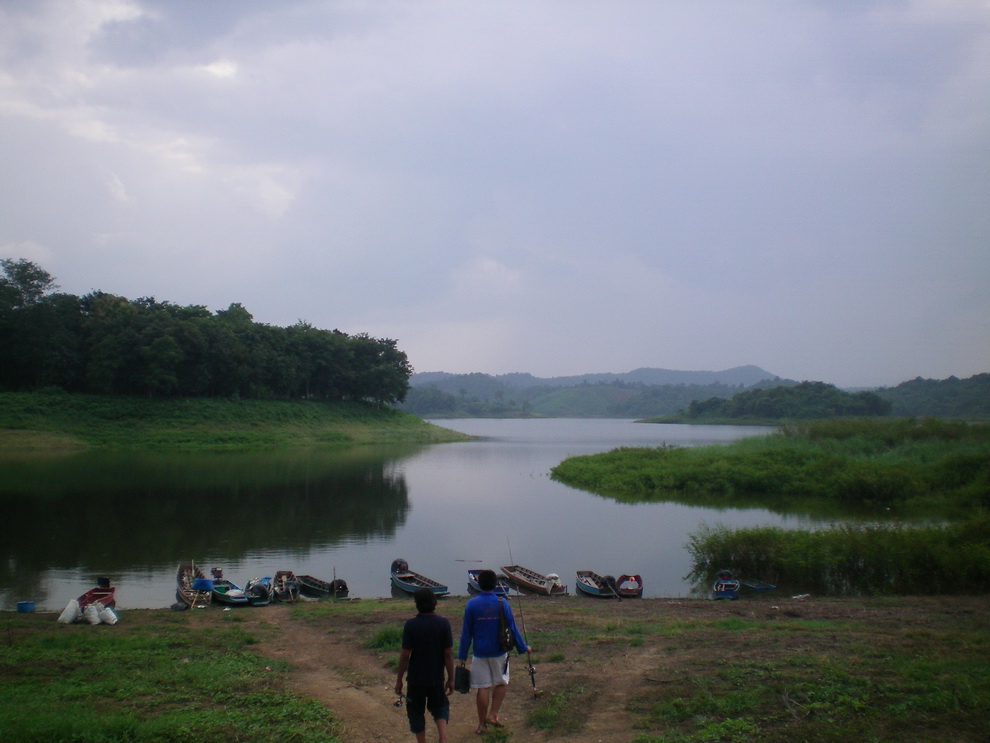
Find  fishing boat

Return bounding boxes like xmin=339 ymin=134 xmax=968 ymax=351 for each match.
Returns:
xmin=273 ymin=570 xmax=301 ymax=602
xmin=740 ymin=578 xmax=776 ymax=591
xmin=712 ymin=569 xmax=741 ymax=600
xmin=244 ymin=576 xmax=274 ymax=606
xmin=575 ymin=570 xmax=620 ymax=598
xmin=500 ymin=565 xmax=568 ymax=596
xmin=467 ymin=568 xmax=511 ymax=596
xmin=297 ymin=574 xmax=349 ymax=599
xmin=176 ymin=563 xmax=212 ymax=608
xmin=78 ymin=577 xmax=116 ymax=609
xmin=616 ymin=574 xmax=644 ymax=598
xmin=209 ymin=568 xmax=249 ymax=606
xmin=390 ymin=558 xmax=449 ymax=597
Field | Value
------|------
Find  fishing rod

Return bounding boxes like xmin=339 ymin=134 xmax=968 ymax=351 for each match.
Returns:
xmin=506 ymin=537 xmax=541 ymax=698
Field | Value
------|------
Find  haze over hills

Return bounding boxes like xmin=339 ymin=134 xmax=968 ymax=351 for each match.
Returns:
xmin=403 ymin=368 xmax=990 ymax=420
xmin=411 ymin=365 xmax=780 ymax=390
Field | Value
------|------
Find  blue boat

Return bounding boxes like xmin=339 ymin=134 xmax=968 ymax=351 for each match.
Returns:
xmin=390 ymin=558 xmax=449 ymax=597
xmin=712 ymin=569 xmax=740 ymax=600
xmin=244 ymin=575 xmax=274 ymax=606
xmin=741 ymin=578 xmax=776 ymax=591
xmin=467 ymin=568 xmax=511 ymax=596
xmin=575 ymin=570 xmax=620 ymax=599
xmin=209 ymin=568 xmax=249 ymax=607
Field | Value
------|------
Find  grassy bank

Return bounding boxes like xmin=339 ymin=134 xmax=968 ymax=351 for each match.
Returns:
xmin=0 ymin=391 xmax=470 ymax=450
xmin=551 ymin=418 xmax=990 ymax=595
xmin=550 ymin=418 xmax=990 ymax=516
xmin=4 ymin=596 xmax=989 ymax=742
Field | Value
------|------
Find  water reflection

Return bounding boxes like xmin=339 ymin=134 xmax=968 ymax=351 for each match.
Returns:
xmin=3 ymin=419 xmax=869 ymax=609
xmin=0 ymin=446 xmax=418 ymax=609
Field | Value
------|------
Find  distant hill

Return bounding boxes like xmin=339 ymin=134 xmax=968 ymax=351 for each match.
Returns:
xmin=400 ymin=368 xmax=990 ymax=420
xmin=402 ymin=366 xmax=788 ymax=418
xmin=876 ymin=373 xmax=990 ymax=418
xmin=411 ymin=365 xmax=777 ymax=391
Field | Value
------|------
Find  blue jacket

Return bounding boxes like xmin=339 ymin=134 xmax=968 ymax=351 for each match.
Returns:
xmin=458 ymin=592 xmax=528 ymax=660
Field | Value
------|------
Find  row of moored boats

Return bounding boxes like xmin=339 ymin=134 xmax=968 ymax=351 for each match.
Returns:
xmin=175 ymin=564 xmax=349 ymax=609
xmin=390 ymin=558 xmax=646 ymax=599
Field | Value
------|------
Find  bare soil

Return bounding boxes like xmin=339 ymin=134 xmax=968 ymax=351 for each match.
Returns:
xmin=184 ymin=594 xmax=990 ymax=743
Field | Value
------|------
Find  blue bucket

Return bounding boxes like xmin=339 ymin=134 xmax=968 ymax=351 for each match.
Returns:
xmin=17 ymin=601 xmax=35 ymax=613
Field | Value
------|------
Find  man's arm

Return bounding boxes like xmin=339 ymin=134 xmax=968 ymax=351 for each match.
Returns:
xmin=443 ymin=647 xmax=454 ymax=694
xmin=395 ymin=648 xmax=411 ymax=695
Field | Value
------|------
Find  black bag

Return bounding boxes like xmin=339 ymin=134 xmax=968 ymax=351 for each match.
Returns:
xmin=497 ymin=597 xmax=516 ymax=653
xmin=454 ymin=664 xmax=470 ymax=694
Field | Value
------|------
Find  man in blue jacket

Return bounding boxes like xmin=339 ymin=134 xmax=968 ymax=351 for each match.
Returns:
xmin=457 ymin=569 xmax=532 ymax=735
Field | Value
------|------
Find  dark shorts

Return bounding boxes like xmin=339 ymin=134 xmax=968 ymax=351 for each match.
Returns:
xmin=405 ymin=680 xmax=449 ymax=734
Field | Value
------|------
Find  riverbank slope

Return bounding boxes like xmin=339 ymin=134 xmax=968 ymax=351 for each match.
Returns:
xmin=0 ymin=391 xmax=470 ymax=451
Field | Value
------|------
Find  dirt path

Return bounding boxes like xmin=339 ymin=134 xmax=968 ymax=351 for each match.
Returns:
xmin=228 ymin=602 xmax=649 ymax=743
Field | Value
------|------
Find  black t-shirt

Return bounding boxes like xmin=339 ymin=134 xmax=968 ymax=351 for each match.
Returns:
xmin=402 ymin=612 xmax=453 ymax=686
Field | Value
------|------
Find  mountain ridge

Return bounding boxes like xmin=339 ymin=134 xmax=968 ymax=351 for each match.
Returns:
xmin=411 ymin=364 xmax=778 ymax=389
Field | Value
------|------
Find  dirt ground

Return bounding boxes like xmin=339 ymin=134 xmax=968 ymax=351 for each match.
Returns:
xmin=182 ymin=594 xmax=990 ymax=743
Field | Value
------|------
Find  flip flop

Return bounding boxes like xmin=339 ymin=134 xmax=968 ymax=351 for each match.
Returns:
xmin=486 ymin=719 xmax=503 ymax=728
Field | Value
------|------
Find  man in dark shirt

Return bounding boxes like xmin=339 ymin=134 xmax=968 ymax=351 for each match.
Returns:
xmin=395 ymin=587 xmax=454 ymax=743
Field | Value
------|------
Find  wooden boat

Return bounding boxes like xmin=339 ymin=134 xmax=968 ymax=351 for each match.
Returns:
xmin=78 ymin=577 xmax=116 ymax=609
xmin=244 ymin=576 xmax=274 ymax=606
xmin=500 ymin=565 xmax=568 ymax=596
xmin=712 ymin=569 xmax=740 ymax=601
xmin=298 ymin=574 xmax=349 ymax=599
xmin=467 ymin=569 xmax=511 ymax=596
xmin=273 ymin=570 xmax=301 ymax=602
xmin=390 ymin=558 xmax=449 ymax=597
xmin=176 ymin=563 xmax=212 ymax=608
xmin=740 ymin=578 xmax=776 ymax=591
xmin=616 ymin=574 xmax=644 ymax=598
xmin=208 ymin=569 xmax=249 ymax=606
xmin=575 ymin=570 xmax=620 ymax=598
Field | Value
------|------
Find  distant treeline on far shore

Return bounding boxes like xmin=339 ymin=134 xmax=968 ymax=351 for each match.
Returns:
xmin=0 ymin=259 xmax=411 ymax=404
xmin=402 ymin=370 xmax=990 ymax=421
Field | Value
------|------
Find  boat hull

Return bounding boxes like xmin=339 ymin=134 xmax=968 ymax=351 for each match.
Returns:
xmin=273 ymin=571 xmax=301 ymax=602
xmin=298 ymin=574 xmax=349 ymax=599
xmin=575 ymin=570 xmax=618 ymax=598
xmin=390 ymin=558 xmax=449 ymax=597
xmin=244 ymin=576 xmax=274 ymax=606
xmin=616 ymin=574 xmax=644 ymax=598
xmin=500 ymin=565 xmax=568 ymax=596
xmin=467 ymin=569 xmax=510 ymax=596
xmin=176 ymin=563 xmax=212 ymax=608
xmin=211 ymin=579 xmax=249 ymax=606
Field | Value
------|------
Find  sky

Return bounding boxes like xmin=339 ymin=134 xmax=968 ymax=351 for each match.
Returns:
xmin=1 ymin=1 xmax=988 ymax=389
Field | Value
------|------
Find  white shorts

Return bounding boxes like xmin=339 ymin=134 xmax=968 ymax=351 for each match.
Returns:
xmin=470 ymin=654 xmax=510 ymax=688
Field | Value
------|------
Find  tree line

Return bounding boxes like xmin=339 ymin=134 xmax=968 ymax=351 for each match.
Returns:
xmin=0 ymin=259 xmax=412 ymax=404
xmin=682 ymin=380 xmax=891 ymax=420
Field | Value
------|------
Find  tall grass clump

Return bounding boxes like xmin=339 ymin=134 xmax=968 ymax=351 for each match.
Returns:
xmin=688 ymin=516 xmax=990 ymax=595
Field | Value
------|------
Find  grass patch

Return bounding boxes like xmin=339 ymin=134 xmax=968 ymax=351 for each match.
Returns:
xmin=0 ymin=611 xmax=340 ymax=742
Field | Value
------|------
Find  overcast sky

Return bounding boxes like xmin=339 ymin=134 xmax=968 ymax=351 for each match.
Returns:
xmin=2 ymin=1 xmax=988 ymax=388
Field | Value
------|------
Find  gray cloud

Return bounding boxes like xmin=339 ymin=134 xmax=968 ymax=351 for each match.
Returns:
xmin=2 ymin=0 xmax=988 ymax=388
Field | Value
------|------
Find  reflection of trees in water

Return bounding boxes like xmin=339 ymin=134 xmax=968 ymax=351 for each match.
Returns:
xmin=0 ymin=446 xmax=417 ymax=597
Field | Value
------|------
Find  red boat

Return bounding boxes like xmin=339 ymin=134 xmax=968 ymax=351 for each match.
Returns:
xmin=616 ymin=574 xmax=644 ymax=598
xmin=78 ymin=577 xmax=116 ymax=609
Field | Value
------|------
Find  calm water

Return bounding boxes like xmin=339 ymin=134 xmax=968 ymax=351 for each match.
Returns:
xmin=1 ymin=419 xmax=810 ymax=611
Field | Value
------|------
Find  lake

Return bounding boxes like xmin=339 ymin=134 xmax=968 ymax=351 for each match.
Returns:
xmin=1 ymin=418 xmax=809 ymax=611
